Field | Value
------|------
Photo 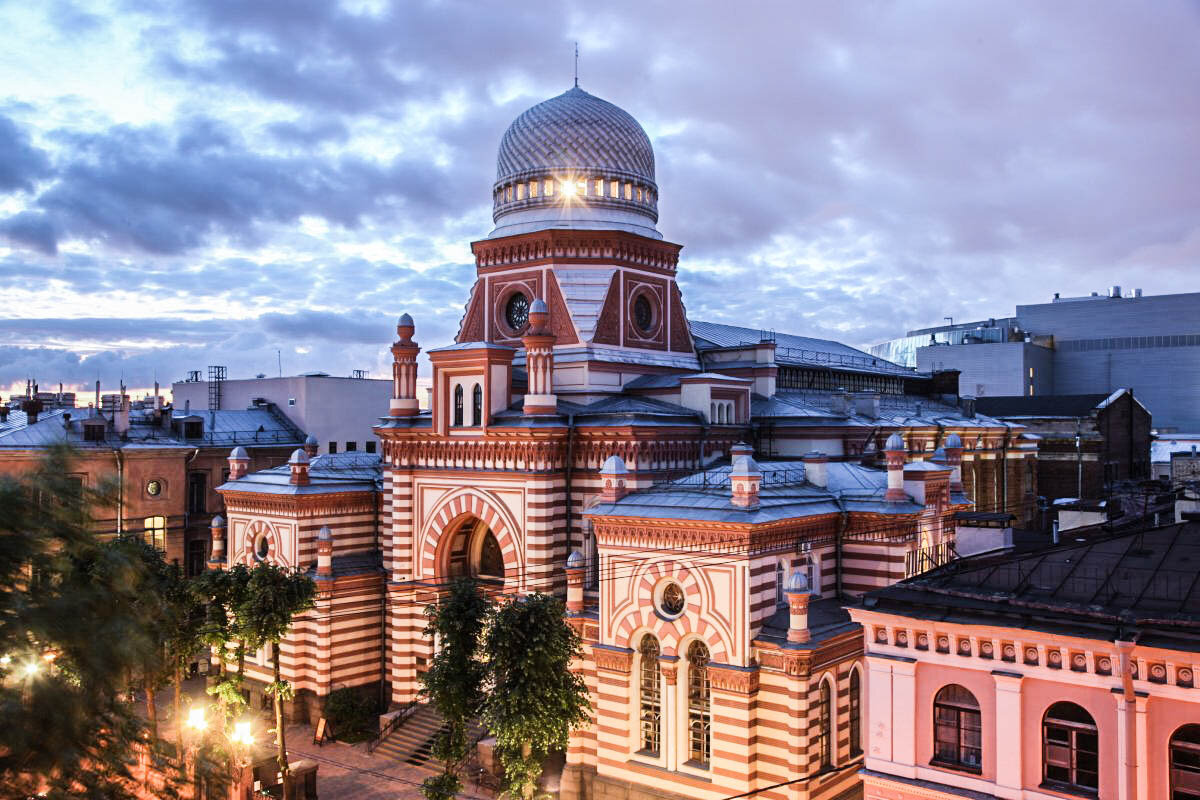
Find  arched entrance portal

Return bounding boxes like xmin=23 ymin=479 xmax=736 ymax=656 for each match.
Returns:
xmin=445 ymin=516 xmax=507 ymax=582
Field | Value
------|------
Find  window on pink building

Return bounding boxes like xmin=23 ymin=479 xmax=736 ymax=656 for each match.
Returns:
xmin=687 ymin=641 xmax=710 ymax=767
xmin=933 ymin=684 xmax=982 ymax=772
xmin=1042 ymin=702 xmax=1098 ymax=794
xmin=638 ymin=635 xmax=661 ymax=756
xmin=849 ymin=669 xmax=862 ymax=757
xmin=818 ymin=678 xmax=833 ymax=768
xmin=1171 ymin=724 xmax=1200 ymax=800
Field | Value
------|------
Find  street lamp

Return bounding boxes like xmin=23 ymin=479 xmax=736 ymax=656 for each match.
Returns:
xmin=186 ymin=706 xmax=208 ymax=733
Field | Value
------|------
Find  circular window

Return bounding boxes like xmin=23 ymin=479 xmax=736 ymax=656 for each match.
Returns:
xmin=146 ymin=479 xmax=162 ymax=497
xmin=633 ymin=294 xmax=654 ymax=333
xmin=657 ymin=582 xmax=685 ymax=617
xmin=505 ymin=292 xmax=529 ymax=331
xmin=253 ymin=534 xmax=270 ymax=562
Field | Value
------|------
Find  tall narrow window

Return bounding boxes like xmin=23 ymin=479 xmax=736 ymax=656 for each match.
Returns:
xmin=453 ymin=385 xmax=464 ymax=426
xmin=144 ymin=516 xmax=166 ymax=552
xmin=1171 ymin=724 xmax=1200 ymax=800
xmin=687 ymin=641 xmax=711 ymax=766
xmin=1043 ymin=702 xmax=1098 ymax=793
xmin=187 ymin=472 xmax=206 ymax=514
xmin=849 ymin=669 xmax=862 ymax=757
xmin=818 ymin=678 xmax=833 ymax=768
xmin=934 ymin=684 xmax=982 ymax=771
xmin=638 ymin=635 xmax=661 ymax=756
xmin=472 ymin=383 xmax=483 ymax=426
xmin=775 ymin=560 xmax=785 ymax=607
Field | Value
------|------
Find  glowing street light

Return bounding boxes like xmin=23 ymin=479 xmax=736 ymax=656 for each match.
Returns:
xmin=186 ymin=706 xmax=208 ymax=732
xmin=22 ymin=661 xmax=39 ymax=678
xmin=0 ymin=655 xmax=10 ymax=667
xmin=232 ymin=720 xmax=254 ymax=747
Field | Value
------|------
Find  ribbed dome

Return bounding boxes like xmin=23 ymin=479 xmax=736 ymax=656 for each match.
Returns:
xmin=488 ymin=87 xmax=661 ymax=239
xmin=496 ymin=87 xmax=655 ymax=185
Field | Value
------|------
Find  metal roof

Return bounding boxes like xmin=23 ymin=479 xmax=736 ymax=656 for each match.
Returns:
xmin=690 ymin=320 xmax=915 ymax=376
xmin=0 ymin=406 xmax=303 ymax=449
xmin=219 ymin=452 xmax=382 ymax=495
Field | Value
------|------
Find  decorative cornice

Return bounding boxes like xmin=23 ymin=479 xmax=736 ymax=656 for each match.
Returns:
xmin=707 ymin=663 xmax=759 ymax=694
xmin=593 ymin=644 xmax=634 ymax=674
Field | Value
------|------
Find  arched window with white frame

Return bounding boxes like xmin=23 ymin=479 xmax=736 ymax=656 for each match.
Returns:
xmin=638 ymin=634 xmax=661 ymax=756
xmin=817 ymin=675 xmax=835 ymax=769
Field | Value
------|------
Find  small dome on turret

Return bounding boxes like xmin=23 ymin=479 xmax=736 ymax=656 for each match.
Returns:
xmin=398 ymin=312 xmax=414 ymax=327
xmin=566 ymin=550 xmax=584 ymax=569
xmin=600 ymin=454 xmax=628 ymax=476
xmin=944 ymin=433 xmax=963 ymax=449
xmin=318 ymin=525 xmax=332 ymax=542
xmin=884 ymin=433 xmax=905 ymax=452
xmin=229 ymin=445 xmax=249 ymax=459
xmin=210 ymin=514 xmax=225 ymax=528
xmin=786 ymin=569 xmax=810 ymax=594
xmin=288 ymin=448 xmax=309 ymax=465
xmin=305 ymin=433 xmax=318 ymax=446
xmin=530 ymin=298 xmax=548 ymax=315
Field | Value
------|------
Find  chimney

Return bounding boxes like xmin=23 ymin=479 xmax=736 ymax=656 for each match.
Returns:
xmin=522 ymin=299 xmax=558 ymax=415
xmin=153 ymin=381 xmax=161 ymax=410
xmin=1109 ymin=285 xmax=1122 ymax=298
xmin=960 ymin=396 xmax=976 ymax=419
xmin=95 ymin=380 xmax=100 ymax=411
xmin=288 ymin=448 xmax=310 ymax=485
xmin=943 ymin=433 xmax=965 ymax=493
xmin=20 ymin=396 xmax=42 ymax=425
xmin=389 ymin=313 xmax=422 ymax=417
xmin=227 ymin=446 xmax=250 ymax=480
xmin=854 ymin=392 xmax=880 ymax=419
xmin=599 ymin=455 xmax=629 ymax=502
xmin=730 ymin=455 xmax=762 ymax=509
xmin=785 ymin=570 xmax=812 ymax=644
xmin=1134 ymin=288 xmax=1143 ymax=298
xmin=830 ymin=389 xmax=852 ymax=417
xmin=884 ymin=432 xmax=907 ymax=502
xmin=114 ymin=386 xmax=130 ymax=437
xmin=802 ymin=452 xmax=829 ymax=489
xmin=208 ymin=515 xmax=226 ymax=568
xmin=565 ymin=550 xmax=585 ymax=613
xmin=62 ymin=412 xmax=72 ymax=429
xmin=316 ymin=526 xmax=333 ymax=578
xmin=303 ymin=433 xmax=319 ymax=458
xmin=731 ymin=441 xmax=754 ymax=460
xmin=0 ymin=407 xmax=8 ymax=422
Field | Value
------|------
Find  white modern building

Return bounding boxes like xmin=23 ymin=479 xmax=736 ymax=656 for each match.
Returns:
xmin=172 ymin=373 xmax=394 ymax=455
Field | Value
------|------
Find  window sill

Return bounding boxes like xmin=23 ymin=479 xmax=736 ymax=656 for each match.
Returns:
xmin=930 ymin=760 xmax=982 ymax=776
xmin=1038 ymin=781 xmax=1098 ymax=799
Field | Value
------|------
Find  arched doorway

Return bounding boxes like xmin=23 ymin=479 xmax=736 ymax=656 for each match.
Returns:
xmin=445 ymin=516 xmax=507 ymax=582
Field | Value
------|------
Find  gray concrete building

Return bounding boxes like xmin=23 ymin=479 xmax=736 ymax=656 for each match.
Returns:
xmin=871 ymin=288 xmax=1200 ymax=431
xmin=171 ymin=372 xmax=392 ymax=455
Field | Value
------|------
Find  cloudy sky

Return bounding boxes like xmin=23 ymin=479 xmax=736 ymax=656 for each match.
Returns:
xmin=2 ymin=1 xmax=1198 ymax=398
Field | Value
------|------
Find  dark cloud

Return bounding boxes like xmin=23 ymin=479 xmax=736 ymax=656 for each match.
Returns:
xmin=0 ymin=115 xmax=52 ymax=192
xmin=0 ymin=211 xmax=58 ymax=255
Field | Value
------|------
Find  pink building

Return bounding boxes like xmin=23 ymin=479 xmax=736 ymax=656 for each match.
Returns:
xmin=849 ymin=521 xmax=1200 ymax=800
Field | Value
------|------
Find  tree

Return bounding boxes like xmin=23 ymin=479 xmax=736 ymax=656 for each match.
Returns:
xmin=236 ymin=561 xmax=316 ymax=796
xmin=0 ymin=446 xmax=189 ymax=799
xmin=482 ymin=593 xmax=590 ymax=800
xmin=192 ymin=563 xmax=253 ymax=724
xmin=419 ymin=578 xmax=493 ymax=800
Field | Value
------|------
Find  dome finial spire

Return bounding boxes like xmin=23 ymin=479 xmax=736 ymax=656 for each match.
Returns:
xmin=574 ymin=41 xmax=579 ymax=88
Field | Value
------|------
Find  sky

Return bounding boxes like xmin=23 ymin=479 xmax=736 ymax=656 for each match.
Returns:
xmin=2 ymin=0 xmax=1199 ymax=398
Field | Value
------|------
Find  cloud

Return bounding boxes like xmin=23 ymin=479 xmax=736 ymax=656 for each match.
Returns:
xmin=0 ymin=115 xmax=52 ymax=192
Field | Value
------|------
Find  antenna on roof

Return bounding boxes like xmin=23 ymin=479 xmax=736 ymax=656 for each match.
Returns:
xmin=574 ymin=41 xmax=579 ymax=88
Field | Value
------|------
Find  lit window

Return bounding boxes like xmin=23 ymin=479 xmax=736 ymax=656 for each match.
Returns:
xmin=530 ymin=180 xmax=539 ymax=198
xmin=610 ymin=179 xmax=619 ymax=197
xmin=517 ymin=182 xmax=526 ymax=200
xmin=639 ymin=635 xmax=661 ymax=755
xmin=577 ymin=179 xmax=587 ymax=196
xmin=934 ymin=684 xmax=982 ymax=771
xmin=505 ymin=185 xmax=512 ymax=201
xmin=624 ymin=182 xmax=633 ymax=200
xmin=544 ymin=179 xmax=554 ymax=196
xmin=594 ymin=178 xmax=604 ymax=196
xmin=1043 ymin=702 xmax=1098 ymax=792
xmin=144 ymin=516 xmax=166 ymax=552
xmin=687 ymin=641 xmax=710 ymax=766
xmin=1029 ymin=367 xmax=1034 ymax=378
xmin=637 ymin=186 xmax=644 ymax=202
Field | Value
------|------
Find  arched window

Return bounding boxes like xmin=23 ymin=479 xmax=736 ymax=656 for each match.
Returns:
xmin=934 ymin=684 xmax=982 ymax=771
xmin=849 ymin=668 xmax=863 ymax=757
xmin=1171 ymin=724 xmax=1200 ymax=800
xmin=471 ymin=383 xmax=483 ymax=426
xmin=453 ymin=385 xmax=464 ymax=426
xmin=638 ymin=635 xmax=661 ymax=756
xmin=817 ymin=677 xmax=834 ymax=768
xmin=687 ymin=641 xmax=711 ymax=766
xmin=475 ymin=529 xmax=505 ymax=579
xmin=1043 ymin=702 xmax=1098 ymax=792
xmin=726 ymin=402 xmax=734 ymax=423
xmin=710 ymin=402 xmax=716 ymax=422
xmin=775 ymin=560 xmax=786 ymax=607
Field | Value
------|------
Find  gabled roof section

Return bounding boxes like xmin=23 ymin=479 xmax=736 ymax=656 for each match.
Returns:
xmin=553 ymin=268 xmax=617 ymax=342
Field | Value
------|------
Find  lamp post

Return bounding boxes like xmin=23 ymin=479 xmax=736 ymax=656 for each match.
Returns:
xmin=183 ymin=704 xmax=257 ymax=800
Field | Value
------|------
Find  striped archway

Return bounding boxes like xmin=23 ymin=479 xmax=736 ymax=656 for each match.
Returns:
xmin=419 ymin=488 xmax=524 ymax=587
xmin=611 ymin=560 xmax=733 ymax=662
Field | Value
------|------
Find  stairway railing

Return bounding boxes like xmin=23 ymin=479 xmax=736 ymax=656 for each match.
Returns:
xmin=367 ymin=698 xmax=421 ymax=755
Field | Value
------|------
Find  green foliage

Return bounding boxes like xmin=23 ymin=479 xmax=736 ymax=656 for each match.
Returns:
xmin=419 ymin=578 xmax=493 ymax=800
xmin=323 ymin=687 xmax=380 ymax=743
xmin=0 ymin=445 xmax=191 ymax=799
xmin=482 ymin=593 xmax=590 ymax=800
